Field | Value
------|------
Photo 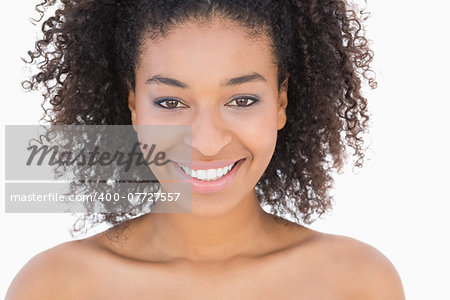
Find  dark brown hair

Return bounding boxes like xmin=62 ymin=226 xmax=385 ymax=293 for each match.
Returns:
xmin=24 ymin=0 xmax=376 ymax=232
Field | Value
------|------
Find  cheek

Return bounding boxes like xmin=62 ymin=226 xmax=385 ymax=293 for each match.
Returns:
xmin=229 ymin=110 xmax=278 ymax=189
xmin=134 ymin=96 xmax=154 ymax=125
xmin=228 ymin=106 xmax=279 ymax=160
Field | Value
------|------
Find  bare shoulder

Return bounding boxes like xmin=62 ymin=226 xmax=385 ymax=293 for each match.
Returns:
xmin=6 ymin=238 xmax=101 ymax=300
xmin=295 ymin=228 xmax=406 ymax=299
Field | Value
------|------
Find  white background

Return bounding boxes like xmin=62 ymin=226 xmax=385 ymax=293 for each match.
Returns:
xmin=1 ymin=1 xmax=449 ymax=299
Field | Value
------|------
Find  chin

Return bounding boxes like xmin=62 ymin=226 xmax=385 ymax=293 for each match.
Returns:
xmin=189 ymin=195 xmax=241 ymax=218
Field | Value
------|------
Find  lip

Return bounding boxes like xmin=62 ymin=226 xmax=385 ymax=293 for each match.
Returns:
xmin=171 ymin=158 xmax=245 ymax=194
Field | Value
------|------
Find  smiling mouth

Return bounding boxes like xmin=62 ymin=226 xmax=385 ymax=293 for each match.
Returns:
xmin=176 ymin=159 xmax=243 ymax=181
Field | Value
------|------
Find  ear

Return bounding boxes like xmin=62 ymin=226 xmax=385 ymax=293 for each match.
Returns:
xmin=277 ymin=73 xmax=290 ymax=130
xmin=127 ymin=82 xmax=137 ymax=129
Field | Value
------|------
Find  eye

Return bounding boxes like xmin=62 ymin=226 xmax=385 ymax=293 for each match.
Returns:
xmin=154 ymin=98 xmax=189 ymax=109
xmin=226 ymin=95 xmax=260 ymax=107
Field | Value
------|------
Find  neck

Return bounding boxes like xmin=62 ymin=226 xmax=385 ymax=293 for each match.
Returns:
xmin=139 ymin=189 xmax=276 ymax=263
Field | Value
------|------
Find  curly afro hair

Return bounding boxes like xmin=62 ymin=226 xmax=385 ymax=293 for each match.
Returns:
xmin=24 ymin=0 xmax=376 ymax=233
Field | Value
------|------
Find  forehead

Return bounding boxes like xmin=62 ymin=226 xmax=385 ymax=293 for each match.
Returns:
xmin=136 ymin=19 xmax=277 ymax=83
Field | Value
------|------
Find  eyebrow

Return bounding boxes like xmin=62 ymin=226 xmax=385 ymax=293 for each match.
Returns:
xmin=145 ymin=72 xmax=267 ymax=89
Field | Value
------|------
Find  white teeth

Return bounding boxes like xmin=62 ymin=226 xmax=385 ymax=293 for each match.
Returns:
xmin=207 ymin=169 xmax=217 ymax=181
xmin=181 ymin=165 xmax=191 ymax=176
xmin=197 ymin=170 xmax=207 ymax=180
xmin=177 ymin=161 xmax=238 ymax=181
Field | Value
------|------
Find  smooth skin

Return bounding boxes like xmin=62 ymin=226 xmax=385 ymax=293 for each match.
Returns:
xmin=7 ymin=19 xmax=405 ymax=299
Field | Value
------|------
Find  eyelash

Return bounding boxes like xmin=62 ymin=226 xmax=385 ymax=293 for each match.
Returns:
xmin=153 ymin=95 xmax=260 ymax=110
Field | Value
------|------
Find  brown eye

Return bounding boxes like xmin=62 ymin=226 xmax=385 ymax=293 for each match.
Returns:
xmin=236 ymin=99 xmax=249 ymax=106
xmin=227 ymin=96 xmax=259 ymax=107
xmin=165 ymin=100 xmax=179 ymax=108
xmin=154 ymin=98 xmax=188 ymax=109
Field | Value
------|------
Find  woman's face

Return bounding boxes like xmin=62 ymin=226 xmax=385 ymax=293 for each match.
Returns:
xmin=128 ymin=19 xmax=288 ymax=216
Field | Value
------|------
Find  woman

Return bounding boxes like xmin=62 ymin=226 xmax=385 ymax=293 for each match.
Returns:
xmin=7 ymin=0 xmax=405 ymax=298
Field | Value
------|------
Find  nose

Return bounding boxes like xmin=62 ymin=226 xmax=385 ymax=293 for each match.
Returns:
xmin=183 ymin=106 xmax=232 ymax=157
